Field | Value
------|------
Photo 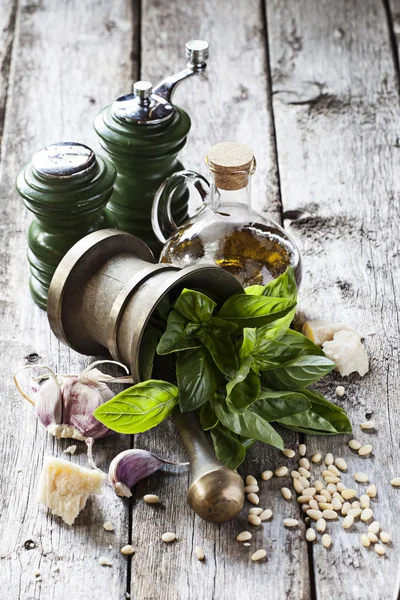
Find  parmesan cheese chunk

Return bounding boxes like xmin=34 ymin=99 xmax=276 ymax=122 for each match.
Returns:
xmin=322 ymin=330 xmax=369 ymax=377
xmin=302 ymin=320 xmax=357 ymax=347
xmin=37 ymin=456 xmax=105 ymax=525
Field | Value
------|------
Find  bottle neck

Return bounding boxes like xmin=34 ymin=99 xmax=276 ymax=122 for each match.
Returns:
xmin=209 ymin=174 xmax=252 ymax=212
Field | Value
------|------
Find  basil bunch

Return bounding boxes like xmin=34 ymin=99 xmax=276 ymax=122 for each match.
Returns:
xmin=94 ymin=268 xmax=351 ymax=469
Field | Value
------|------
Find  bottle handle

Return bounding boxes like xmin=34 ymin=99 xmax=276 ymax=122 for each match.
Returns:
xmin=151 ymin=170 xmax=210 ymax=244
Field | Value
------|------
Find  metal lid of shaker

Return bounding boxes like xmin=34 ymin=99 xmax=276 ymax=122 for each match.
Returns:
xmin=112 ymin=40 xmax=209 ymax=125
xmin=32 ymin=142 xmax=96 ymax=179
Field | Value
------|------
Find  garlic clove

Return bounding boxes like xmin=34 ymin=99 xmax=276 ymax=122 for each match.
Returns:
xmin=35 ymin=376 xmax=63 ymax=429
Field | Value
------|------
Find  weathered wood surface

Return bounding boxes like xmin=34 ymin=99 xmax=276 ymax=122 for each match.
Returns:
xmin=1 ymin=0 xmax=400 ymax=599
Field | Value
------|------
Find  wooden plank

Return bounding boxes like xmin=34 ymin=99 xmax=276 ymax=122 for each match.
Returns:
xmin=0 ymin=1 xmax=136 ymax=598
xmin=0 ymin=0 xmax=17 ymax=150
xmin=129 ymin=2 xmax=311 ymax=599
xmin=267 ymin=1 xmax=400 ymax=598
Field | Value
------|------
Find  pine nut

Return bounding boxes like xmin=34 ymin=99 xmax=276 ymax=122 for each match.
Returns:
xmin=293 ymin=479 xmax=305 ymax=494
xmin=374 ymin=544 xmax=386 ymax=556
xmin=348 ymin=439 xmax=362 ymax=451
xmin=275 ymin=466 xmax=288 ymax=477
xmin=283 ymin=449 xmax=296 ymax=458
xmin=361 ymin=508 xmax=373 ymax=522
xmin=251 ymin=549 xmax=267 ymax=562
xmin=354 ymin=472 xmax=369 ymax=483
xmin=260 ymin=509 xmax=273 ymax=521
xmin=299 ymin=458 xmax=310 ymax=469
xmin=360 ymin=421 xmax=375 ymax=430
xmin=324 ymin=453 xmax=334 ymax=466
xmin=380 ymin=531 xmax=391 ymax=544
xmin=261 ymin=470 xmax=273 ymax=481
xmin=306 ymin=528 xmax=316 ymax=542
xmin=332 ymin=498 xmax=343 ymax=511
xmin=315 ymin=495 xmax=326 ymax=503
xmin=281 ymin=487 xmax=292 ymax=500
xmin=348 ymin=508 xmax=362 ymax=518
xmin=328 ymin=465 xmax=341 ymax=476
xmin=302 ymin=504 xmax=310 ymax=513
xmin=299 ymin=476 xmax=310 ymax=488
xmin=334 ymin=458 xmax=348 ymax=471
xmin=342 ymin=488 xmax=357 ymax=500
xmin=120 ymin=545 xmax=135 ymax=555
xmin=367 ymin=484 xmax=377 ymax=497
xmin=322 ymin=470 xmax=332 ymax=478
xmin=335 ymin=385 xmax=345 ymax=396
xmin=368 ymin=532 xmax=378 ymax=543
xmin=360 ymin=534 xmax=371 ymax=547
xmin=360 ymin=495 xmax=370 ymax=509
xmin=332 ymin=492 xmax=345 ymax=503
xmin=195 ymin=547 xmax=205 ymax=560
xmin=352 ymin=501 xmax=361 ymax=509
xmin=237 ymin=531 xmax=252 ymax=542
xmin=298 ymin=467 xmax=311 ymax=478
xmin=368 ymin=521 xmax=380 ymax=534
xmin=324 ymin=476 xmax=340 ymax=484
xmin=307 ymin=509 xmax=322 ymax=520
xmin=103 ymin=521 xmax=114 ymax=531
xmin=302 ymin=487 xmax=316 ymax=497
xmin=321 ymin=490 xmax=332 ymax=502
xmin=337 ymin=482 xmax=346 ymax=493
xmin=322 ymin=510 xmax=338 ymax=520
xmin=291 ymin=470 xmax=301 ymax=479
xmin=297 ymin=495 xmax=313 ymax=504
xmin=299 ymin=444 xmax=306 ymax=457
xmin=283 ymin=518 xmax=299 ymax=527
xmin=246 ymin=475 xmax=258 ymax=485
xmin=162 ymin=532 xmax=176 ymax=543
xmin=318 ymin=503 xmax=333 ymax=511
xmin=248 ymin=515 xmax=261 ymax=526
xmin=322 ymin=534 xmax=332 ymax=548
xmin=98 ymin=557 xmax=112 ymax=567
xmin=358 ymin=445 xmax=373 ymax=457
xmin=341 ymin=502 xmax=351 ymax=516
xmin=315 ymin=481 xmax=324 ymax=493
xmin=309 ymin=499 xmax=319 ymax=510
xmin=311 ymin=453 xmax=322 ymax=463
xmin=143 ymin=494 xmax=160 ymax=504
xmin=316 ymin=518 xmax=326 ymax=532
xmin=390 ymin=477 xmax=400 ymax=487
xmin=326 ymin=484 xmax=337 ymax=494
xmin=248 ymin=493 xmax=259 ymax=505
xmin=249 ymin=507 xmax=263 ymax=516
xmin=342 ymin=515 xmax=354 ymax=529
xmin=244 ymin=485 xmax=259 ymax=494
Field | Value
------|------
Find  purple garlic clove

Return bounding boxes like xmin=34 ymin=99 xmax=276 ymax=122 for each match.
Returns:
xmin=35 ymin=376 xmax=63 ymax=429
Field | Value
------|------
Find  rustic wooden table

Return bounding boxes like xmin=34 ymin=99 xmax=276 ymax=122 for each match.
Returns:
xmin=1 ymin=1 xmax=400 ymax=599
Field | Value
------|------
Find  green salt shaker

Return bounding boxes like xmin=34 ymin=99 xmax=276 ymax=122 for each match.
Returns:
xmin=94 ymin=40 xmax=209 ymax=254
xmin=16 ymin=142 xmax=116 ymax=309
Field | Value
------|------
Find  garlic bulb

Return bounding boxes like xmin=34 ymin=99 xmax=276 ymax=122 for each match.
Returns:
xmin=14 ymin=360 xmax=130 ymax=441
xmin=109 ymin=449 xmax=189 ymax=498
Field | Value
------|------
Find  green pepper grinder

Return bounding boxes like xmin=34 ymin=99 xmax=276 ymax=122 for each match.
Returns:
xmin=16 ymin=142 xmax=117 ymax=309
xmin=94 ymin=40 xmax=209 ymax=254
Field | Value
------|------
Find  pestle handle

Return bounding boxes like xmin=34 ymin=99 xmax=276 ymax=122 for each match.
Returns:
xmin=173 ymin=410 xmax=244 ymax=523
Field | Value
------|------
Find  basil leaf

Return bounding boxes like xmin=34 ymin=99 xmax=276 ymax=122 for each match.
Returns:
xmin=240 ymin=437 xmax=256 ymax=449
xmin=253 ymin=327 xmax=324 ymax=371
xmin=276 ymin=330 xmax=324 ymax=357
xmin=302 ymin=388 xmax=347 ymax=414
xmin=214 ymin=396 xmax=284 ymax=449
xmin=227 ymin=368 xmax=260 ymax=413
xmin=244 ymin=267 xmax=297 ymax=300
xmin=139 ymin=324 xmax=160 ymax=380
xmin=198 ymin=331 xmax=238 ymax=377
xmin=262 ymin=355 xmax=335 ymax=390
xmin=239 ymin=327 xmax=257 ymax=358
xmin=218 ymin=294 xmax=296 ymax=328
xmin=93 ymin=380 xmax=179 ymax=434
xmin=182 ymin=322 xmax=202 ymax=338
xmin=174 ymin=288 xmax=216 ymax=323
xmin=251 ymin=389 xmax=311 ymax=421
xmin=253 ymin=308 xmax=296 ymax=344
xmin=277 ymin=410 xmax=338 ymax=434
xmin=157 ymin=310 xmax=200 ymax=355
xmin=301 ymin=389 xmax=352 ymax=433
xmin=177 ymin=347 xmax=219 ymax=412
xmin=208 ymin=316 xmax=238 ymax=337
xmin=210 ymin=425 xmax=246 ymax=470
xmin=199 ymin=401 xmax=219 ymax=430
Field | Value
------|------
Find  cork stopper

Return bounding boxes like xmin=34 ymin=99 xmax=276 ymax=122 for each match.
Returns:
xmin=207 ymin=142 xmax=254 ymax=191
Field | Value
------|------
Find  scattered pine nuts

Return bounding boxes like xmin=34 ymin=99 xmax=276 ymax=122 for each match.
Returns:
xmin=195 ymin=547 xmax=205 ymax=561
xmin=98 ymin=556 xmax=112 ymax=566
xmin=248 ymin=515 xmax=261 ymax=526
xmin=281 ymin=488 xmax=292 ymax=500
xmin=360 ymin=495 xmax=370 ymax=509
xmin=318 ymin=503 xmax=333 ymax=511
xmin=260 ymin=509 xmax=273 ymax=521
xmin=251 ymin=549 xmax=267 ymax=562
xmin=322 ymin=510 xmax=338 ymax=520
xmin=326 ymin=484 xmax=338 ymax=494
xmin=315 ymin=481 xmax=324 ymax=493
xmin=103 ymin=522 xmax=114 ymax=531
xmin=120 ymin=545 xmax=135 ymax=555
xmin=261 ymin=470 xmax=273 ymax=481
xmin=298 ymin=495 xmax=313 ymax=505
xmin=354 ymin=472 xmax=369 ymax=483
xmin=374 ymin=544 xmax=386 ymax=556
xmin=332 ymin=498 xmax=343 ymax=511
xmin=348 ymin=507 xmax=362 ymax=518
xmin=341 ymin=488 xmax=357 ymax=500
xmin=321 ymin=490 xmax=332 ymax=502
xmin=390 ymin=477 xmax=400 ymax=487
xmin=283 ymin=518 xmax=299 ymax=527
xmin=283 ymin=449 xmax=296 ymax=458
xmin=360 ymin=421 xmax=375 ymax=430
xmin=334 ymin=458 xmax=348 ymax=471
xmin=328 ymin=465 xmax=341 ymax=476
xmin=380 ymin=531 xmax=391 ymax=544
xmin=299 ymin=476 xmax=310 ymax=488
xmin=361 ymin=508 xmax=373 ymax=522
xmin=302 ymin=488 xmax=316 ymax=497
xmin=275 ymin=466 xmax=288 ymax=477
xmin=341 ymin=502 xmax=351 ymax=516
xmin=237 ymin=531 xmax=252 ymax=542
xmin=307 ymin=509 xmax=322 ymax=521
xmin=248 ymin=493 xmax=260 ymax=505
xmin=299 ymin=458 xmax=310 ymax=469
xmin=352 ymin=501 xmax=361 ymax=509
xmin=368 ymin=532 xmax=378 ymax=543
xmin=298 ymin=467 xmax=311 ymax=478
xmin=335 ymin=386 xmax=345 ymax=396
xmin=299 ymin=444 xmax=306 ymax=457
xmin=306 ymin=528 xmax=316 ymax=542
xmin=337 ymin=482 xmax=346 ymax=493
xmin=322 ymin=534 xmax=332 ymax=548
xmin=316 ymin=518 xmax=326 ymax=533
xmin=143 ymin=494 xmax=160 ymax=504
xmin=301 ymin=504 xmax=310 ymax=513
xmin=291 ymin=470 xmax=301 ymax=479
xmin=368 ymin=521 xmax=380 ymax=534
xmin=309 ymin=499 xmax=319 ymax=510
xmin=311 ymin=453 xmax=322 ymax=463
xmin=325 ymin=476 xmax=340 ymax=484
xmin=348 ymin=439 xmax=362 ymax=451
xmin=367 ymin=484 xmax=377 ymax=497
xmin=249 ymin=507 xmax=263 ymax=516
xmin=360 ymin=534 xmax=371 ymax=547
xmin=358 ymin=445 xmax=373 ymax=457
xmin=244 ymin=485 xmax=259 ymax=494
xmin=246 ymin=475 xmax=258 ymax=486
xmin=343 ymin=515 xmax=354 ymax=529
xmin=293 ymin=479 xmax=304 ymax=494
xmin=162 ymin=532 xmax=176 ymax=543
xmin=325 ymin=453 xmax=334 ymax=466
